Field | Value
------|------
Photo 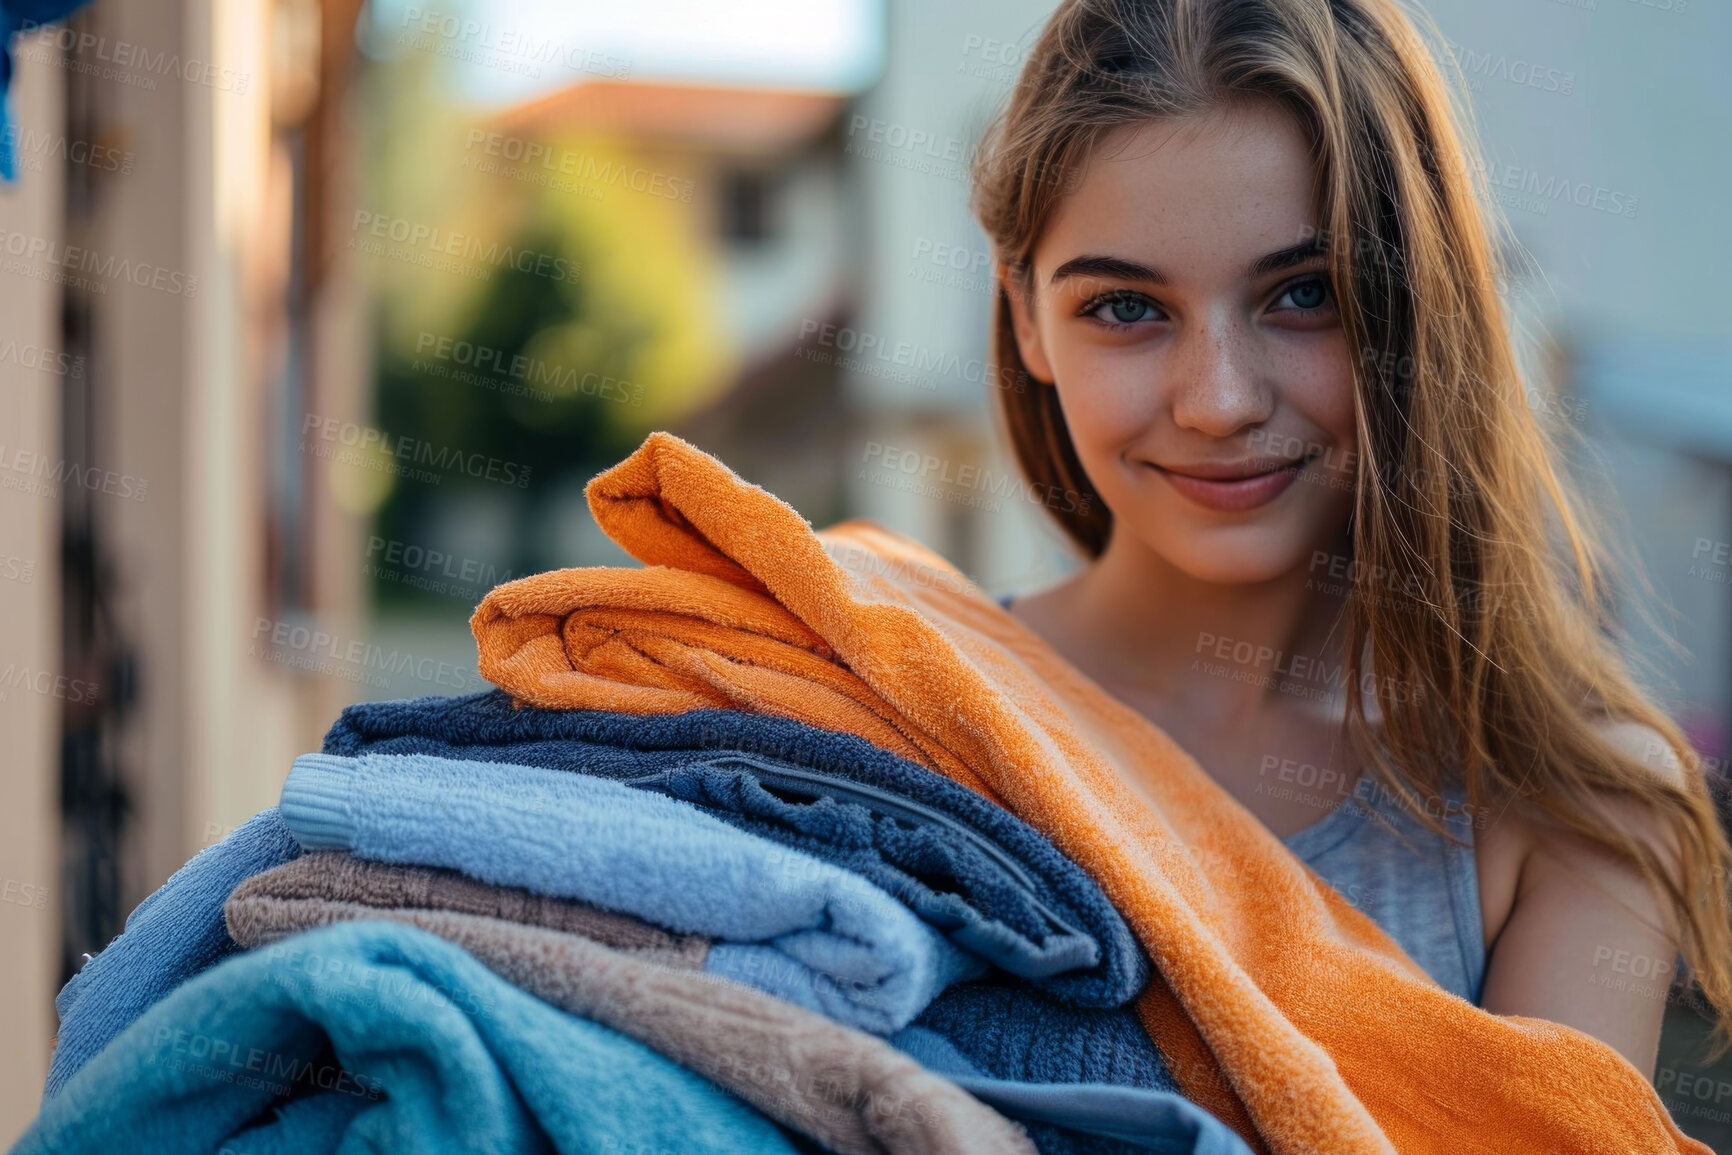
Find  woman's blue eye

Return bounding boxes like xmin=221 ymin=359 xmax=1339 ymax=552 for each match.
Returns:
xmin=1280 ymin=279 xmax=1330 ymax=311
xmin=1094 ymin=296 xmax=1155 ymax=324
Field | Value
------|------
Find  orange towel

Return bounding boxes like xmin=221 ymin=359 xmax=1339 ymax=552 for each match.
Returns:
xmin=472 ymin=431 xmax=1708 ymax=1155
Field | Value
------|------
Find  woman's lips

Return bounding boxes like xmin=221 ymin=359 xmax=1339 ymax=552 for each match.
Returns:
xmin=1151 ymin=455 xmax=1314 ymax=512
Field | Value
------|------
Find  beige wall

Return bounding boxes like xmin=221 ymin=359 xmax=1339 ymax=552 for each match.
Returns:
xmin=91 ymin=0 xmax=364 ymax=896
xmin=0 ymin=29 xmax=65 ymax=1144
xmin=0 ymin=0 xmax=365 ymax=1135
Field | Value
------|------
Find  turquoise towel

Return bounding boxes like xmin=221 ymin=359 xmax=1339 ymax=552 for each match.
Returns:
xmin=280 ymin=751 xmax=985 ymax=1033
xmin=16 ymin=919 xmax=799 ymax=1153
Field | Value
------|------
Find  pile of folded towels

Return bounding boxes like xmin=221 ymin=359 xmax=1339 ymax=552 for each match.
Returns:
xmin=24 ymin=696 xmax=1249 ymax=1154
xmin=18 ymin=432 xmax=1713 ymax=1155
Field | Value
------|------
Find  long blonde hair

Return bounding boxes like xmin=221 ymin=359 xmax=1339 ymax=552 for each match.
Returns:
xmin=972 ymin=0 xmax=1732 ymax=1051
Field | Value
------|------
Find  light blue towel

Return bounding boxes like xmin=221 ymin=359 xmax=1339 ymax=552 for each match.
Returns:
xmin=17 ymin=920 xmax=799 ymax=1154
xmin=46 ymin=807 xmax=302 ymax=1100
xmin=280 ymin=751 xmax=985 ymax=1034
xmin=325 ymin=690 xmax=1150 ymax=1005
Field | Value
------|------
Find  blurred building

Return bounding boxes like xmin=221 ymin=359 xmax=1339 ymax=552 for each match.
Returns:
xmin=0 ymin=0 xmax=372 ymax=1135
xmin=490 ymin=78 xmax=859 ymax=539
xmin=832 ymin=0 xmax=1082 ymax=596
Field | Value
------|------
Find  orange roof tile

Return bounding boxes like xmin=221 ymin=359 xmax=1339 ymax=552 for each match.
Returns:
xmin=493 ymin=79 xmax=847 ymax=153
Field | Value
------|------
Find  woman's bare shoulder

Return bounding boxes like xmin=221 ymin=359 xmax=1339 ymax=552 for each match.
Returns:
xmin=1479 ymin=721 xmax=1686 ymax=927
xmin=1472 ymin=719 xmax=1686 ymax=1077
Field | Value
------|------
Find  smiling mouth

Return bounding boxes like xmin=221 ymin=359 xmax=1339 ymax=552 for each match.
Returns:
xmin=1149 ymin=450 xmax=1321 ymax=512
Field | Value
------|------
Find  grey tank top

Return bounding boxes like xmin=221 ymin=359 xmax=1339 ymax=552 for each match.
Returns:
xmin=998 ymin=594 xmax=1487 ymax=1005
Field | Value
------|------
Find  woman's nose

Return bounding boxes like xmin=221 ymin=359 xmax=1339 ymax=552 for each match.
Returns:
xmin=1167 ymin=315 xmax=1272 ymax=438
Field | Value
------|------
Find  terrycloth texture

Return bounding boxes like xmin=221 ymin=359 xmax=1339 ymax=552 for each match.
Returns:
xmin=892 ymin=1026 xmax=1255 ymax=1155
xmin=44 ymin=807 xmax=302 ymax=1100
xmin=225 ymin=884 xmax=1038 ymax=1155
xmin=1280 ymin=769 xmax=1486 ymax=1004
xmin=17 ymin=920 xmax=799 ymax=1154
xmin=323 ymin=691 xmax=1147 ymax=1006
xmin=913 ymin=980 xmax=1175 ymax=1091
xmin=467 ymin=430 xmax=1708 ymax=1155
xmin=230 ymin=850 xmax=711 ymax=967
xmin=279 ymin=750 xmax=984 ymax=1033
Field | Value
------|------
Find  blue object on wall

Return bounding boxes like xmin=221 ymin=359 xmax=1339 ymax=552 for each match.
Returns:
xmin=2 ymin=0 xmax=100 ymax=180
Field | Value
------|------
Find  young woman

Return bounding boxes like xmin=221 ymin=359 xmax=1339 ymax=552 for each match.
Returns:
xmin=972 ymin=0 xmax=1732 ymax=1080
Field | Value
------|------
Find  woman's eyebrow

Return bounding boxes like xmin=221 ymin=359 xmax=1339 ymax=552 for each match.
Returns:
xmin=1048 ymin=239 xmax=1329 ymax=287
xmin=1048 ymin=255 xmax=1166 ymax=287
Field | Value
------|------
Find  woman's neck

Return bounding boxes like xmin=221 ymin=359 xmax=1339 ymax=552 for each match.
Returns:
xmin=1017 ymin=522 xmax=1356 ymax=731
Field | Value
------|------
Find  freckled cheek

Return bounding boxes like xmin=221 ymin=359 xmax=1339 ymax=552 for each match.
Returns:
xmin=1051 ymin=346 xmax=1167 ymax=449
xmin=1275 ymin=337 xmax=1357 ymax=450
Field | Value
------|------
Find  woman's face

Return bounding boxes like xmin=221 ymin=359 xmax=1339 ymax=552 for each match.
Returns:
xmin=1006 ymin=99 xmax=1357 ymax=585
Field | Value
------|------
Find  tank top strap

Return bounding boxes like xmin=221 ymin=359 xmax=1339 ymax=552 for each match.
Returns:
xmin=1285 ymin=768 xmax=1487 ymax=1004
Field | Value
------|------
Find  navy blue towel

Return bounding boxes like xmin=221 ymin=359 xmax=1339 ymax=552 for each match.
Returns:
xmin=913 ymin=979 xmax=1174 ymax=1089
xmin=903 ymin=980 xmax=1208 ymax=1154
xmin=324 ymin=690 xmax=1149 ymax=1008
xmin=893 ymin=1019 xmax=1252 ymax=1155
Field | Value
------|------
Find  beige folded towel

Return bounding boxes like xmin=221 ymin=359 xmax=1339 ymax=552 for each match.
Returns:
xmin=229 ymin=850 xmax=708 ymax=968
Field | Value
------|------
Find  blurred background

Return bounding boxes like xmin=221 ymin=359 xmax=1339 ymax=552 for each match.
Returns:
xmin=0 ymin=0 xmax=1729 ymax=1145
